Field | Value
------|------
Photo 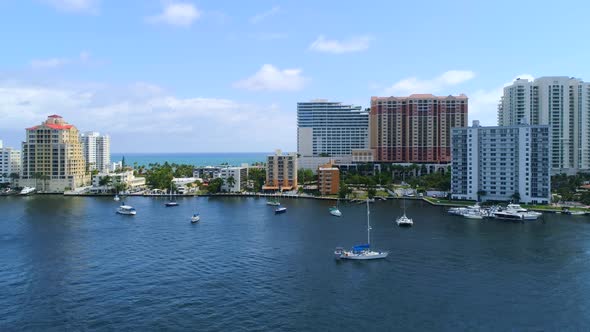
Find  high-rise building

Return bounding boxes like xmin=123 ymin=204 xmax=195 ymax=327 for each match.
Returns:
xmin=297 ymin=100 xmax=369 ymax=157
xmin=20 ymin=115 xmax=90 ymax=192
xmin=370 ymin=94 xmax=468 ymax=163
xmin=81 ymin=132 xmax=111 ymax=172
xmin=499 ymin=77 xmax=590 ymax=174
xmin=451 ymin=121 xmax=551 ymax=204
xmin=0 ymin=140 xmax=21 ymax=183
xmin=263 ymin=150 xmax=298 ymax=191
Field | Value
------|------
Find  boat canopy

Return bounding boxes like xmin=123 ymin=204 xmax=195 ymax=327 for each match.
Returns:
xmin=353 ymin=244 xmax=370 ymax=251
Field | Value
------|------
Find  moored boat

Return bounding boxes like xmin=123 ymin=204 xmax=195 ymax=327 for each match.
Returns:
xmin=20 ymin=187 xmax=36 ymax=195
xmin=335 ymin=199 xmax=388 ymax=260
xmin=266 ymin=198 xmax=281 ymax=206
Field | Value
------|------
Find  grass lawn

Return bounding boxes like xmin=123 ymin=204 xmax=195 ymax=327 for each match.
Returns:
xmin=423 ymin=197 xmax=475 ymax=206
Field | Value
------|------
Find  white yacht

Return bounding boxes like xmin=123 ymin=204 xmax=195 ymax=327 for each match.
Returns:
xmin=334 ymin=199 xmax=388 ymax=260
xmin=20 ymin=187 xmax=36 ymax=195
xmin=116 ymin=204 xmax=136 ymax=215
xmin=191 ymin=214 xmax=200 ymax=223
xmin=506 ymin=203 xmax=542 ymax=216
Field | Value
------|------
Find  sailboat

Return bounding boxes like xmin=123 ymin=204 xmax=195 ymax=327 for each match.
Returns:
xmin=165 ymin=184 xmax=179 ymax=207
xmin=329 ymin=199 xmax=342 ymax=217
xmin=114 ymin=194 xmax=120 ymax=201
xmin=334 ymin=199 xmax=388 ymax=260
xmin=266 ymin=197 xmax=281 ymax=206
xmin=191 ymin=213 xmax=200 ymax=223
xmin=396 ymin=196 xmax=413 ymax=227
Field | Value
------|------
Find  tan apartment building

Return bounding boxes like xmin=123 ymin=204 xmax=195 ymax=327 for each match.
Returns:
xmin=263 ymin=150 xmax=298 ymax=191
xmin=370 ymin=94 xmax=468 ymax=163
xmin=20 ymin=115 xmax=90 ymax=192
xmin=318 ymin=162 xmax=340 ymax=195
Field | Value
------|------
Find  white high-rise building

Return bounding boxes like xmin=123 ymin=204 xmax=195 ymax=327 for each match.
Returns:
xmin=451 ymin=121 xmax=551 ymax=204
xmin=81 ymin=132 xmax=111 ymax=172
xmin=0 ymin=140 xmax=21 ymax=183
xmin=499 ymin=76 xmax=590 ymax=174
xmin=297 ymin=100 xmax=369 ymax=157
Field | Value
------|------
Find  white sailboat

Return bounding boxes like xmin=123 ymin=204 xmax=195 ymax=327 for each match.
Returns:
xmin=334 ymin=199 xmax=388 ymax=260
xmin=396 ymin=196 xmax=413 ymax=227
xmin=165 ymin=184 xmax=179 ymax=207
xmin=329 ymin=199 xmax=342 ymax=217
xmin=114 ymin=194 xmax=120 ymax=201
xmin=191 ymin=213 xmax=200 ymax=223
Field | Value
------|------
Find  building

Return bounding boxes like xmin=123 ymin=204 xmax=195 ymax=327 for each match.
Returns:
xmin=352 ymin=149 xmax=375 ymax=163
xmin=91 ymin=170 xmax=146 ymax=193
xmin=81 ymin=132 xmax=111 ymax=172
xmin=20 ymin=115 xmax=90 ymax=192
xmin=193 ymin=166 xmax=222 ymax=179
xmin=219 ymin=167 xmax=248 ymax=192
xmin=451 ymin=121 xmax=551 ymax=204
xmin=297 ymin=155 xmax=352 ymax=174
xmin=318 ymin=162 xmax=340 ymax=195
xmin=499 ymin=77 xmax=590 ymax=174
xmin=263 ymin=150 xmax=298 ymax=191
xmin=370 ymin=94 xmax=468 ymax=163
xmin=0 ymin=140 xmax=21 ymax=183
xmin=297 ymin=100 xmax=369 ymax=157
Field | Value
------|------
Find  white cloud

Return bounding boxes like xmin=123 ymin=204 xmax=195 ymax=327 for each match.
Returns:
xmin=0 ymin=79 xmax=295 ymax=152
xmin=233 ymin=64 xmax=307 ymax=92
xmin=147 ymin=2 xmax=201 ymax=27
xmin=43 ymin=0 xmax=99 ymax=13
xmin=309 ymin=35 xmax=373 ymax=54
xmin=30 ymin=52 xmax=94 ymax=69
xmin=384 ymin=70 xmax=476 ymax=95
xmin=468 ymin=74 xmax=534 ymax=126
xmin=249 ymin=6 xmax=280 ymax=24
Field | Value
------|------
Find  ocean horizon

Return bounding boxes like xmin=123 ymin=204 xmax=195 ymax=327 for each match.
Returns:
xmin=111 ymin=152 xmax=270 ymax=167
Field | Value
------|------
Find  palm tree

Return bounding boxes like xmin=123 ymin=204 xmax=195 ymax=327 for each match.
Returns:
xmin=226 ymin=176 xmax=236 ymax=192
xmin=9 ymin=172 xmax=19 ymax=186
xmin=99 ymin=175 xmax=113 ymax=191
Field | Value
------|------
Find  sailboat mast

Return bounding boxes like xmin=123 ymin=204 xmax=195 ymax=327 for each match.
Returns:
xmin=367 ymin=198 xmax=370 ymax=245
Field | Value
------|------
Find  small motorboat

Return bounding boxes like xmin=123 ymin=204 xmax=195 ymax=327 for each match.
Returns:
xmin=114 ymin=194 xmax=120 ymax=201
xmin=329 ymin=206 xmax=342 ymax=217
xmin=562 ymin=208 xmax=585 ymax=216
xmin=191 ymin=214 xmax=200 ymax=223
xmin=117 ymin=204 xmax=136 ymax=215
xmin=165 ymin=201 xmax=179 ymax=207
xmin=275 ymin=206 xmax=287 ymax=214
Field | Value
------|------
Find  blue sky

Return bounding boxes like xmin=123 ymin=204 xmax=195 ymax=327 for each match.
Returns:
xmin=1 ymin=0 xmax=589 ymax=152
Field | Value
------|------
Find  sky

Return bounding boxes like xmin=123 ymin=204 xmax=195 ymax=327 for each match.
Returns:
xmin=1 ymin=0 xmax=589 ymax=152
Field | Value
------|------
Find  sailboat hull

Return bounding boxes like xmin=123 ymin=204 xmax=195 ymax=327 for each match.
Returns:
xmin=337 ymin=251 xmax=389 ymax=260
xmin=165 ymin=202 xmax=179 ymax=207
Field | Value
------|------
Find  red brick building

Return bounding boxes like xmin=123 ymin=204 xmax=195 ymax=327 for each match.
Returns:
xmin=370 ymin=94 xmax=468 ymax=163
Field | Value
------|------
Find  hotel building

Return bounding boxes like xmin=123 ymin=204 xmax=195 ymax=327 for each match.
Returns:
xmin=451 ymin=121 xmax=551 ymax=204
xmin=20 ymin=115 xmax=90 ymax=192
xmin=370 ymin=94 xmax=468 ymax=163
xmin=0 ymin=140 xmax=21 ymax=183
xmin=263 ymin=150 xmax=298 ymax=191
xmin=81 ymin=132 xmax=111 ymax=172
xmin=297 ymin=100 xmax=369 ymax=157
xmin=499 ymin=76 xmax=590 ymax=174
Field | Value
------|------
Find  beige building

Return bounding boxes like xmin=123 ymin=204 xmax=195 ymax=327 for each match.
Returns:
xmin=352 ymin=149 xmax=375 ymax=163
xmin=263 ymin=150 xmax=298 ymax=191
xmin=20 ymin=115 xmax=90 ymax=192
xmin=91 ymin=170 xmax=146 ymax=193
xmin=318 ymin=162 xmax=340 ymax=195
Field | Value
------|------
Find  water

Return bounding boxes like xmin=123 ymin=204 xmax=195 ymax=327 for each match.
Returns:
xmin=2 ymin=197 xmax=590 ymax=331
xmin=110 ymin=152 xmax=268 ymax=167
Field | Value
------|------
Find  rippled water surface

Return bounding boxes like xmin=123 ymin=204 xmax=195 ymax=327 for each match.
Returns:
xmin=2 ymin=196 xmax=590 ymax=331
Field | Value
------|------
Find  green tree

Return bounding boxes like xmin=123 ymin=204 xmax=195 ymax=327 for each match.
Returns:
xmin=338 ymin=182 xmax=351 ymax=199
xmin=208 ymin=178 xmax=224 ymax=193
xmin=247 ymin=168 xmax=266 ymax=192
xmin=511 ymin=191 xmax=521 ymax=203
xmin=98 ymin=175 xmax=113 ymax=187
xmin=367 ymin=187 xmax=376 ymax=199
xmin=9 ymin=172 xmax=19 ymax=185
